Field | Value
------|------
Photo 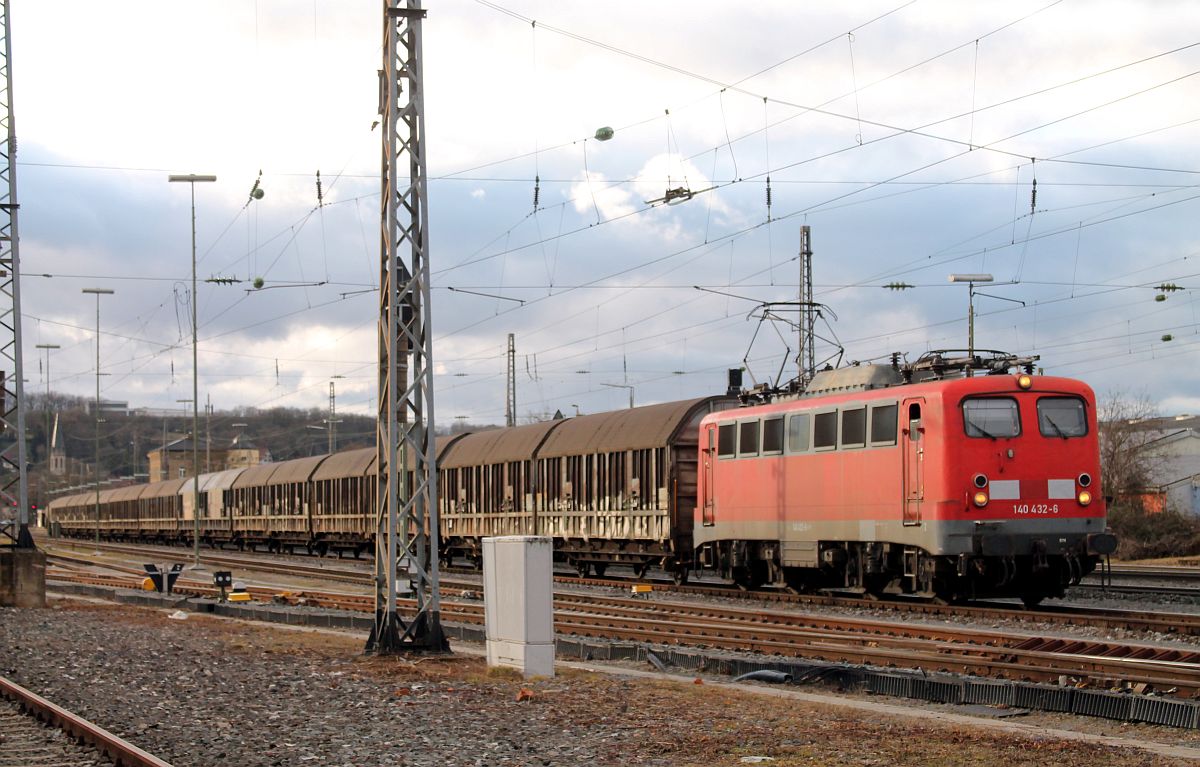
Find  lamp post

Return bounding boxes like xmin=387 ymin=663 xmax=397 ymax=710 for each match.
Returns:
xmin=169 ymin=173 xmax=216 ymax=569
xmin=81 ymin=288 xmax=113 ymax=552
xmin=175 ymin=397 xmax=200 ymax=563
xmin=948 ymin=274 xmax=994 ymax=370
xmin=35 ymin=343 xmax=59 ymax=466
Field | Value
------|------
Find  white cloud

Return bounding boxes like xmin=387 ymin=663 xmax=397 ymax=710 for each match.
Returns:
xmin=568 ymin=170 xmax=636 ymax=222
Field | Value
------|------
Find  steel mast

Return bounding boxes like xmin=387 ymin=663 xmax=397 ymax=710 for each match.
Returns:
xmin=505 ymin=333 xmax=516 ymax=427
xmin=797 ymin=225 xmax=816 ymax=387
xmin=367 ymin=0 xmax=447 ymax=654
xmin=0 ymin=0 xmax=31 ymax=549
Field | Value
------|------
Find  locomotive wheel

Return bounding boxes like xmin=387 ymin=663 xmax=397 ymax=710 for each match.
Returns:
xmin=783 ymin=568 xmax=820 ymax=593
xmin=732 ymin=563 xmax=767 ymax=590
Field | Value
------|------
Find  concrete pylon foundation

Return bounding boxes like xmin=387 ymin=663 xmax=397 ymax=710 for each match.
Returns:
xmin=0 ymin=548 xmax=47 ymax=607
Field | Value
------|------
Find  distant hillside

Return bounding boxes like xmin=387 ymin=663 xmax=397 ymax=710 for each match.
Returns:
xmin=23 ymin=392 xmax=377 ymax=477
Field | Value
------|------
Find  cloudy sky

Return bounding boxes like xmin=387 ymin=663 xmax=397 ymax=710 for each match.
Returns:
xmin=13 ymin=0 xmax=1200 ymax=427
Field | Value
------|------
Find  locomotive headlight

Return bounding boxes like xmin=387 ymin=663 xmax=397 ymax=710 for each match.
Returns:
xmin=972 ymin=491 xmax=989 ymax=508
xmin=1078 ymin=490 xmax=1093 ymax=506
xmin=1016 ymin=374 xmax=1033 ymax=390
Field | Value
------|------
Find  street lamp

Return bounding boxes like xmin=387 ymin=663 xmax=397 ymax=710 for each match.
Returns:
xmin=81 ymin=288 xmax=113 ymax=553
xmin=169 ymin=173 xmax=216 ymax=570
xmin=948 ymin=274 xmax=994 ymax=366
xmin=174 ymin=397 xmax=202 ymax=565
xmin=35 ymin=343 xmax=60 ymax=467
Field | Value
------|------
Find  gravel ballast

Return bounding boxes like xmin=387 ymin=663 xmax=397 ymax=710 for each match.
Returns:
xmin=1 ymin=599 xmax=1197 ymax=766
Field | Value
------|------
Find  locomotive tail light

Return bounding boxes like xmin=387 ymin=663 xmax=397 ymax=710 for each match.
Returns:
xmin=972 ymin=491 xmax=989 ymax=508
xmin=1077 ymin=473 xmax=1092 ymax=488
xmin=972 ymin=473 xmax=988 ymax=489
xmin=1016 ymin=374 xmax=1033 ymax=390
xmin=1078 ymin=490 xmax=1093 ymax=506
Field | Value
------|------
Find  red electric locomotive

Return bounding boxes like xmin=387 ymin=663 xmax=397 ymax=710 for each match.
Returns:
xmin=693 ymin=352 xmax=1116 ymax=604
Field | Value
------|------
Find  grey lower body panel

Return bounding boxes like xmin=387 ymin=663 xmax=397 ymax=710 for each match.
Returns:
xmin=695 ymin=514 xmax=1108 ymax=557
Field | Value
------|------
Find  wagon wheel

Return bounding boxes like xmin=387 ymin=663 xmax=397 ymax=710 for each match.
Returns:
xmin=1020 ymin=593 xmax=1045 ymax=609
xmin=575 ymin=561 xmax=590 ymax=578
xmin=671 ymin=566 xmax=689 ymax=586
xmin=634 ymin=562 xmax=650 ymax=579
xmin=592 ymin=563 xmax=608 ymax=578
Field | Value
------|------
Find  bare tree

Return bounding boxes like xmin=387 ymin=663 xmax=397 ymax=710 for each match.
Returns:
xmin=1098 ymin=388 xmax=1159 ymax=500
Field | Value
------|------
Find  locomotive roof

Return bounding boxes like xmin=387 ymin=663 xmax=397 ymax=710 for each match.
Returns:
xmin=440 ymin=421 xmax=561 ymax=468
xmin=538 ymin=396 xmax=734 ymax=458
xmin=706 ymin=372 xmax=1095 ymax=420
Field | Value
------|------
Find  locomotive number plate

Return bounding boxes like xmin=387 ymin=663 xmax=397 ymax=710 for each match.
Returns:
xmin=1014 ymin=503 xmax=1059 ymax=515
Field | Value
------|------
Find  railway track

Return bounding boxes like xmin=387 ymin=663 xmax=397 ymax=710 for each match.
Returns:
xmin=46 ymin=566 xmax=1200 ymax=699
xmin=0 ymin=674 xmax=171 ymax=767
xmin=1100 ymin=564 xmax=1200 ymax=583
xmin=43 ymin=539 xmax=1200 ymax=638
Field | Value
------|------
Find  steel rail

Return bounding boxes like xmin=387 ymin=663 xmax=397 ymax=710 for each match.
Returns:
xmin=0 ymin=674 xmax=172 ymax=767
xmin=45 ymin=540 xmax=368 ymax=584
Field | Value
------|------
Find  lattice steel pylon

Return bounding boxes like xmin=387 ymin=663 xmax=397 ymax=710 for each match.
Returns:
xmin=797 ymin=225 xmax=816 ymax=387
xmin=0 ymin=0 xmax=31 ymax=550
xmin=366 ymin=0 xmax=447 ymax=654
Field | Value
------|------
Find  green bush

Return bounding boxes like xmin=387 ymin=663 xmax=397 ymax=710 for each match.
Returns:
xmin=1107 ymin=501 xmax=1200 ymax=560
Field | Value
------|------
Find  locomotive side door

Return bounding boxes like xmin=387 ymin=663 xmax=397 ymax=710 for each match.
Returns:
xmin=902 ymin=399 xmax=925 ymax=525
xmin=701 ymin=423 xmax=717 ymax=526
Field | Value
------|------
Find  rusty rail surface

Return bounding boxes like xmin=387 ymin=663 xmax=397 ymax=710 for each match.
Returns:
xmin=0 ymin=674 xmax=172 ymax=767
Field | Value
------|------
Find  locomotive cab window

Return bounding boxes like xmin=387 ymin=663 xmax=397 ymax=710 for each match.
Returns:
xmin=762 ymin=416 xmax=784 ymax=454
xmin=739 ymin=421 xmax=760 ymax=457
xmin=717 ymin=423 xmax=736 ymax=458
xmin=840 ymin=407 xmax=866 ymax=448
xmin=962 ymin=397 xmax=1020 ymax=438
xmin=870 ymin=403 xmax=898 ymax=446
xmin=1037 ymin=396 xmax=1087 ymax=438
xmin=787 ymin=413 xmax=811 ymax=453
xmin=814 ymin=411 xmax=838 ymax=451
